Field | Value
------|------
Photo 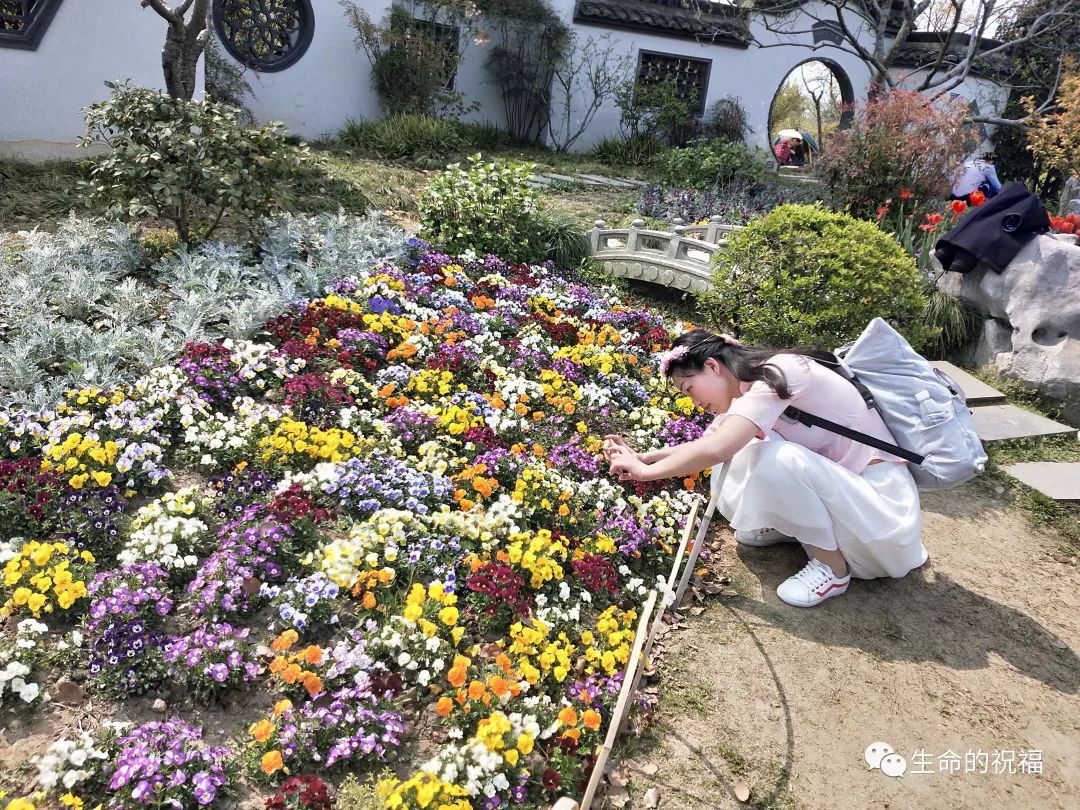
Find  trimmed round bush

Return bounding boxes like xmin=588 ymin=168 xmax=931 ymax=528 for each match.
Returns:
xmin=700 ymin=204 xmax=933 ymax=350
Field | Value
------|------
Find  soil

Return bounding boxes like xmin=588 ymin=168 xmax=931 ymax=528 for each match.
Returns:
xmin=619 ymin=478 xmax=1080 ymax=810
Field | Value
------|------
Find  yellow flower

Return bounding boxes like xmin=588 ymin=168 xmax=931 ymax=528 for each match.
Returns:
xmin=438 ymin=606 xmax=458 ymax=627
xmin=68 ymin=473 xmax=88 ymax=490
xmin=11 ymin=587 xmax=32 ymax=606
xmin=516 ymin=733 xmax=534 ymax=755
xmin=27 ymin=593 xmax=47 ymax=613
xmin=91 ymin=470 xmax=112 ymax=487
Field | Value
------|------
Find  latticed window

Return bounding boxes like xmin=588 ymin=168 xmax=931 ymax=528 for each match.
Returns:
xmin=212 ymin=0 xmax=314 ymax=72
xmin=0 ymin=0 xmax=64 ymax=49
xmin=404 ymin=18 xmax=460 ymax=91
xmin=636 ymin=51 xmax=711 ymax=114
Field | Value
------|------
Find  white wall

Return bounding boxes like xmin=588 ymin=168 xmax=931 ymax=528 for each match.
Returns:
xmin=0 ymin=0 xmax=196 ymax=158
xmin=5 ymin=0 xmax=1008 ymax=158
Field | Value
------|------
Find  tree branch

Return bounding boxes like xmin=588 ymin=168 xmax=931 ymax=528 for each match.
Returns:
xmin=141 ymin=0 xmax=178 ymax=25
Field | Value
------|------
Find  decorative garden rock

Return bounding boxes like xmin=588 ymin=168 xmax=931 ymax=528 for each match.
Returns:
xmin=1060 ymin=176 xmax=1080 ymax=217
xmin=945 ymin=234 xmax=1080 ymax=424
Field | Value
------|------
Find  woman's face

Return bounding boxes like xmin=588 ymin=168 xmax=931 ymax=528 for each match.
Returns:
xmin=672 ymin=357 xmax=741 ymax=414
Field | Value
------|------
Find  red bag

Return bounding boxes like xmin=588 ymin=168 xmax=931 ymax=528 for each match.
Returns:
xmin=772 ymin=141 xmax=791 ymax=165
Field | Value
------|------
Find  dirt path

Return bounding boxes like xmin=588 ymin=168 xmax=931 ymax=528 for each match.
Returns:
xmin=621 ymin=480 xmax=1080 ymax=810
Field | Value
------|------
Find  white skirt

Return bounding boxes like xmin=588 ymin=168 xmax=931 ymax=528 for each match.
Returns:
xmin=714 ymin=438 xmax=928 ymax=580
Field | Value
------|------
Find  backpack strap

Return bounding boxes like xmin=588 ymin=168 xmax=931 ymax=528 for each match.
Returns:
xmin=782 ymin=405 xmax=926 ymax=466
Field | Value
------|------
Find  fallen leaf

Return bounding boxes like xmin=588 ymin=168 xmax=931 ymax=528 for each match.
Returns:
xmin=608 ymin=766 xmax=629 ymax=788
xmin=720 ymin=588 xmax=739 ymax=597
xmin=641 ymin=762 xmax=659 ymax=775
xmin=644 ymin=787 xmax=662 ymax=808
xmin=53 ymin=680 xmax=84 ymax=703
xmin=689 ymin=605 xmax=706 ymax=616
xmin=241 ymin=577 xmax=260 ymax=596
xmin=733 ymin=779 xmax=750 ymax=802
xmin=607 ymin=785 xmax=630 ymax=807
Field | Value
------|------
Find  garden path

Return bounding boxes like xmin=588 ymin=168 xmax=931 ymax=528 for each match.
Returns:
xmin=618 ymin=480 xmax=1080 ymax=810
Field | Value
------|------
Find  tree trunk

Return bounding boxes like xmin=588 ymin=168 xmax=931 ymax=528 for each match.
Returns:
xmin=157 ymin=0 xmax=210 ymax=101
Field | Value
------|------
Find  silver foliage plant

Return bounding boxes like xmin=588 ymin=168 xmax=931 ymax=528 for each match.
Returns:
xmin=0 ymin=211 xmax=407 ymax=406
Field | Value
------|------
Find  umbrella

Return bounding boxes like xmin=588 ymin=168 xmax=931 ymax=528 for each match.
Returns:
xmin=800 ymin=131 xmax=820 ymax=151
xmin=775 ymin=128 xmax=803 ymax=142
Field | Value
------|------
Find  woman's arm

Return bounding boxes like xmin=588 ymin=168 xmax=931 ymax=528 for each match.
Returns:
xmin=639 ymin=446 xmax=677 ymax=464
xmin=632 ymin=416 xmax=760 ymax=481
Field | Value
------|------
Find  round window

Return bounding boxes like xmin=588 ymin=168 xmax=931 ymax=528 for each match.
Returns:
xmin=213 ymin=0 xmax=314 ymax=72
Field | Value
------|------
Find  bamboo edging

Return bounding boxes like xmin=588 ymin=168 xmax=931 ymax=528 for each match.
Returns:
xmin=552 ymin=493 xmax=710 ymax=810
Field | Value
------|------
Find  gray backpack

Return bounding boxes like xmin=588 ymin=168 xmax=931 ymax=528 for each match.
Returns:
xmin=783 ymin=317 xmax=988 ymax=490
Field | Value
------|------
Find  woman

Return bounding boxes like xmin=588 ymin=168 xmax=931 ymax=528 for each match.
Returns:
xmin=603 ymin=329 xmax=929 ymax=608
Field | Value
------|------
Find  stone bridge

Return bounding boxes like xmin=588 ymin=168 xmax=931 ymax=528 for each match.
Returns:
xmin=586 ymin=216 xmax=744 ymax=294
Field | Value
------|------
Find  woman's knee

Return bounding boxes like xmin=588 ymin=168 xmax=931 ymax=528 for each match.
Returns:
xmin=738 ymin=441 xmax=815 ymax=488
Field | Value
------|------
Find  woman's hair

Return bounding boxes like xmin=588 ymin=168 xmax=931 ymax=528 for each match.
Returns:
xmin=663 ymin=329 xmax=836 ymax=400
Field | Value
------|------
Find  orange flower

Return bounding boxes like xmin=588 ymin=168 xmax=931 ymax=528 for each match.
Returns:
xmin=468 ymin=680 xmax=486 ymax=701
xmin=951 ymin=199 xmax=967 ymax=215
xmin=303 ymin=645 xmax=323 ymax=666
xmin=436 ymin=696 xmax=454 ymax=717
xmin=272 ymin=629 xmax=298 ymax=652
xmin=362 ymin=591 xmax=377 ymax=610
xmin=495 ymin=653 xmax=512 ymax=674
xmin=488 ymin=675 xmax=510 ymax=698
xmin=261 ymin=750 xmax=284 ymax=775
xmin=273 ymin=699 xmax=293 ymax=717
xmin=562 ymin=727 xmax=581 ymax=742
xmin=582 ymin=709 xmax=602 ymax=731
xmin=303 ymin=674 xmax=323 ymax=697
xmin=249 ymin=719 xmax=274 ymax=743
xmin=558 ymin=706 xmax=577 ymax=727
xmin=281 ymin=663 xmax=303 ymax=684
xmin=448 ymin=664 xmax=467 ymax=689
xmin=969 ymin=189 xmax=986 ymax=206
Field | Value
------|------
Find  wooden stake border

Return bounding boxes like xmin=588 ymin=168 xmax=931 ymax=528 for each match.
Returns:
xmin=553 ymin=491 xmax=714 ymax=810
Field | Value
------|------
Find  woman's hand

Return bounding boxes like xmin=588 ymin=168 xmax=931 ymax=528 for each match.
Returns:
xmin=609 ymin=453 xmax=649 ymax=483
xmin=602 ymin=434 xmax=637 ymax=463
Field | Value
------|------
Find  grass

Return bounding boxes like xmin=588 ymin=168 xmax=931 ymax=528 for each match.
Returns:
xmin=0 ymin=157 xmax=86 ymax=231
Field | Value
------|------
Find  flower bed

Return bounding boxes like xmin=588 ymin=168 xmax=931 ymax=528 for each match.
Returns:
xmin=0 ymin=234 xmax=713 ymax=809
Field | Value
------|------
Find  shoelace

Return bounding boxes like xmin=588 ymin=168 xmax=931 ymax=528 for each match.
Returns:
xmin=790 ymin=559 xmax=832 ymax=589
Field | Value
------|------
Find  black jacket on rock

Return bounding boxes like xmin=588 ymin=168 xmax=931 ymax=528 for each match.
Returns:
xmin=933 ymin=182 xmax=1050 ymax=274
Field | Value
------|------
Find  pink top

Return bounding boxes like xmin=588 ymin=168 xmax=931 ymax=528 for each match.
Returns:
xmin=703 ymin=353 xmax=906 ymax=474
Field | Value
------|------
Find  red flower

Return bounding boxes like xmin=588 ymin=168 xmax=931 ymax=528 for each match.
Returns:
xmin=925 ymin=212 xmax=944 ymax=225
xmin=969 ymin=190 xmax=986 ymax=206
xmin=542 ymin=769 xmax=561 ymax=791
xmin=899 ymin=188 xmax=914 ymax=199
xmin=876 ymin=204 xmax=890 ymax=221
xmin=951 ymin=200 xmax=967 ymax=215
xmin=1067 ymin=213 xmax=1080 ymax=227
xmin=1061 ymin=221 xmax=1076 ymax=234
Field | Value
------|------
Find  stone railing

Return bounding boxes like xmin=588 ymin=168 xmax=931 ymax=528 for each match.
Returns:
xmin=586 ymin=216 xmax=743 ymax=294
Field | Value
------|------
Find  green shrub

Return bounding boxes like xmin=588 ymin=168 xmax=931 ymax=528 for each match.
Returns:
xmin=616 ymin=75 xmax=701 ymax=146
xmin=700 ymin=204 xmax=934 ymax=350
xmin=334 ymin=772 xmax=392 ymax=810
xmin=138 ymin=226 xmax=181 ymax=268
xmin=534 ymin=207 xmax=590 ymax=268
xmin=419 ymin=153 xmax=544 ymax=262
xmin=589 ymin=133 xmax=665 ymax=167
xmin=700 ymin=96 xmax=750 ymax=143
xmin=923 ymin=285 xmax=982 ymax=359
xmin=80 ymin=81 xmax=308 ymax=245
xmin=653 ymin=140 xmax=766 ymax=191
xmin=339 ymin=114 xmax=514 ymax=162
xmin=340 ymin=114 xmax=467 ymax=160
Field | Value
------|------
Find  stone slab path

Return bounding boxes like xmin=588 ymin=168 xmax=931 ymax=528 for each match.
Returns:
xmin=930 ymin=361 xmax=1007 ymax=405
xmin=1002 ymin=462 xmax=1080 ymax=503
xmin=969 ymin=404 xmax=1077 ymax=443
xmin=529 ymin=172 xmax=648 ymax=189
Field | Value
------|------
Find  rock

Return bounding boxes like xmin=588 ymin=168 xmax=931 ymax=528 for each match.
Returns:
xmin=950 ymin=235 xmax=1080 ymax=424
xmin=152 ymin=698 xmax=167 ymax=713
xmin=1060 ymin=176 xmax=1080 ymax=217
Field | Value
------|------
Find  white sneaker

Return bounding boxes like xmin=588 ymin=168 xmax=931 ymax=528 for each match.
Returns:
xmin=776 ymin=558 xmax=850 ymax=608
xmin=735 ymin=527 xmax=798 ymax=547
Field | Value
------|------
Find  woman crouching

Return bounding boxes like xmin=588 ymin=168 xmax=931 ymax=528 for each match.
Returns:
xmin=604 ymin=329 xmax=929 ymax=608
